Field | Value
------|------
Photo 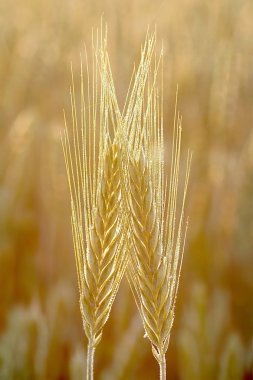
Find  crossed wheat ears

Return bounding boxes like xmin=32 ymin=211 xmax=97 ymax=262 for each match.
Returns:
xmin=62 ymin=26 xmax=192 ymax=380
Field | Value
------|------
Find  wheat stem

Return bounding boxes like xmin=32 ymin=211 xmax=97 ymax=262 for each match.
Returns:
xmin=86 ymin=342 xmax=95 ymax=380
xmin=159 ymin=354 xmax=166 ymax=380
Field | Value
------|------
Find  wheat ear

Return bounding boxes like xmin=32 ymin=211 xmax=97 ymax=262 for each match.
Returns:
xmin=125 ymin=47 xmax=192 ymax=379
xmin=62 ymin=29 xmax=127 ymax=380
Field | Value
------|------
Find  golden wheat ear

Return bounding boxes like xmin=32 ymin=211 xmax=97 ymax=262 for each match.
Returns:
xmin=124 ymin=40 xmax=192 ymax=379
xmin=61 ymin=26 xmax=127 ymax=380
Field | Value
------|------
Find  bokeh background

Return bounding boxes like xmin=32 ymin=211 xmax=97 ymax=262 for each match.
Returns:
xmin=0 ymin=0 xmax=253 ymax=379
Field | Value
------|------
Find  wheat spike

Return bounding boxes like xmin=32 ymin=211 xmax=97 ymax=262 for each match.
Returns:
xmin=125 ymin=40 xmax=192 ymax=379
xmin=74 ymin=140 xmax=126 ymax=343
xmin=62 ymin=26 xmax=127 ymax=379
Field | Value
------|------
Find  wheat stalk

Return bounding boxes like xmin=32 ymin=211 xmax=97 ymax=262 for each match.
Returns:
xmin=61 ymin=28 xmax=127 ymax=380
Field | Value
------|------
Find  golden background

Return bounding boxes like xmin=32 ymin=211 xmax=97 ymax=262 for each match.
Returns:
xmin=0 ymin=0 xmax=252 ymax=378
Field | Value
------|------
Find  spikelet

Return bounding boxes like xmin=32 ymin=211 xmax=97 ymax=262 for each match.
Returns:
xmin=61 ymin=28 xmax=127 ymax=354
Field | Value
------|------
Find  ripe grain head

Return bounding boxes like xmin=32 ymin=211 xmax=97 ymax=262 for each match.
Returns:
xmin=61 ymin=27 xmax=127 ymax=349
xmin=125 ymin=37 xmax=192 ymax=366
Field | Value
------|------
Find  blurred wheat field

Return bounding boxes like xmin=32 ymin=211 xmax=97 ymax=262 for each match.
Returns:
xmin=0 ymin=0 xmax=253 ymax=379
